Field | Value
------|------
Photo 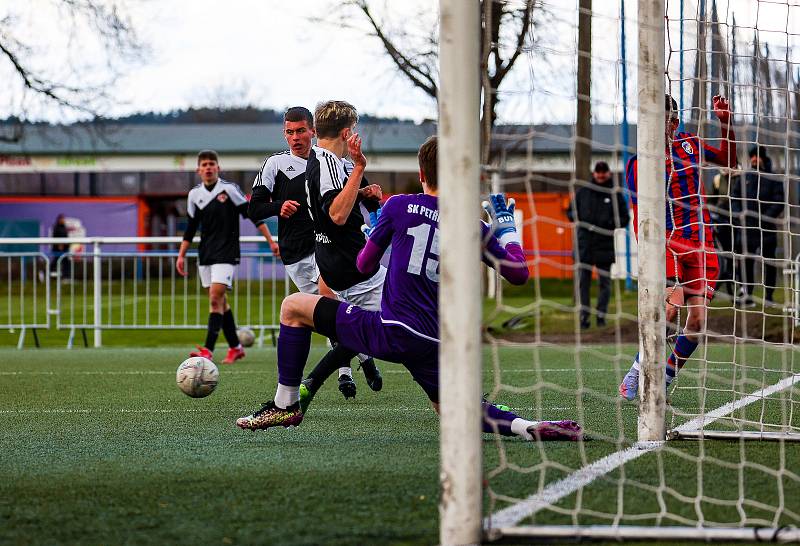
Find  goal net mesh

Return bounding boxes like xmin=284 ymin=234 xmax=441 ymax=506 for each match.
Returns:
xmin=481 ymin=0 xmax=800 ymax=539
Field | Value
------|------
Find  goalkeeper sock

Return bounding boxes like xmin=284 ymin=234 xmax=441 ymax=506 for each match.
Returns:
xmin=666 ymin=335 xmax=699 ymax=385
xmin=630 ymin=352 xmax=641 ymax=372
xmin=204 ymin=312 xmax=223 ymax=351
xmin=482 ymin=401 xmax=518 ymax=436
xmin=339 ymin=367 xmax=353 ymax=378
xmin=276 ymin=324 xmax=312 ymax=391
xmin=221 ymin=309 xmax=240 ymax=349
xmin=275 ymin=383 xmax=299 ymax=409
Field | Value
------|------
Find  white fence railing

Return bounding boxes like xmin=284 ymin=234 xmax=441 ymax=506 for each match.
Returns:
xmin=0 ymin=236 xmax=287 ymax=348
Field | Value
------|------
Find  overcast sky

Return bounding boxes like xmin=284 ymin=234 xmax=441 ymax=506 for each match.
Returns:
xmin=1 ymin=0 xmax=797 ymax=125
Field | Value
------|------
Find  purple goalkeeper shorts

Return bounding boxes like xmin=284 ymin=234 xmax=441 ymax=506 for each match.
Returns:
xmin=313 ymin=298 xmax=440 ymax=402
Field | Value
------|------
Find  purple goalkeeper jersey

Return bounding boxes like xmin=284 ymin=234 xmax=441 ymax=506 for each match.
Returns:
xmin=356 ymin=193 xmax=528 ymax=343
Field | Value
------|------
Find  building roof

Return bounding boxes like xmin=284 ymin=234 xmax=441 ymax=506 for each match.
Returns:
xmin=0 ymin=122 xmax=437 ymax=156
xmin=1 ymin=120 xmax=790 ymax=158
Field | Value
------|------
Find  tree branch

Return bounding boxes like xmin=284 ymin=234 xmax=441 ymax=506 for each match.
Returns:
xmin=353 ymin=0 xmax=438 ymax=99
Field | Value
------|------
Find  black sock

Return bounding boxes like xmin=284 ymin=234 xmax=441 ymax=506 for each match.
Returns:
xmin=205 ymin=312 xmax=223 ymax=351
xmin=306 ymin=344 xmax=357 ymax=393
xmin=222 ymin=309 xmax=239 ymax=348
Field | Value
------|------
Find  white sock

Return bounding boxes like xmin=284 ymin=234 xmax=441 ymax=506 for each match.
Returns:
xmin=357 ymin=353 xmax=370 ymax=363
xmin=274 ymin=383 xmax=299 ymax=409
xmin=511 ymin=418 xmax=537 ymax=440
xmin=326 ymin=338 xmax=334 ymax=349
xmin=631 ymin=353 xmax=641 ymax=372
xmin=339 ymin=366 xmax=352 ymax=378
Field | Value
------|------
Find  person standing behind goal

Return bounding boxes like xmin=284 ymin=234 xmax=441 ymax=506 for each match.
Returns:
xmin=248 ymin=106 xmax=382 ymax=400
xmin=177 ymin=150 xmax=276 ymax=364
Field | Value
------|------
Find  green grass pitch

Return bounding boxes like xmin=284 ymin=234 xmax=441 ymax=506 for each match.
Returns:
xmin=1 ymin=342 xmax=798 ymax=545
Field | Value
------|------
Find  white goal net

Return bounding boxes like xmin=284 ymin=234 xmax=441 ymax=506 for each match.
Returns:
xmin=438 ymin=0 xmax=800 ymax=543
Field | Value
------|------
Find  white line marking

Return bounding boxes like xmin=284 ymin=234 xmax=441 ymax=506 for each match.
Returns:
xmin=0 ymin=367 xmax=736 ymax=376
xmin=486 ymin=373 xmax=800 ymax=530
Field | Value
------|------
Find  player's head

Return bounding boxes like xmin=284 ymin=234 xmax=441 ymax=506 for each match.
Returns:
xmin=314 ymin=100 xmax=358 ymax=143
xmin=196 ymin=150 xmax=220 ymax=185
xmin=749 ymin=145 xmax=770 ymax=170
xmin=284 ymin=106 xmax=315 ymax=159
xmin=592 ymin=161 xmax=611 ymax=184
xmin=417 ymin=136 xmax=437 ymax=194
xmin=665 ymin=94 xmax=679 ymax=137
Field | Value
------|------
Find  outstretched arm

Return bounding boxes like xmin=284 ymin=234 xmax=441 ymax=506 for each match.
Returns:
xmin=482 ymin=194 xmax=529 ymax=285
xmin=702 ymin=95 xmax=738 ymax=168
xmin=356 ymin=197 xmax=394 ymax=275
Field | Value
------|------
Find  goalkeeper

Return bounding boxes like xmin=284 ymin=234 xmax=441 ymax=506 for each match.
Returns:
xmin=620 ymin=94 xmax=737 ymax=400
xmin=236 ymin=136 xmax=582 ymax=442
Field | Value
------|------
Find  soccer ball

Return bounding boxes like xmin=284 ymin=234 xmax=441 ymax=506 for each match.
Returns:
xmin=176 ymin=357 xmax=219 ymax=398
xmin=237 ymin=327 xmax=255 ymax=348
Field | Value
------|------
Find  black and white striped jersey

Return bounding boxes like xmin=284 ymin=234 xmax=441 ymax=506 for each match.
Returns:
xmin=305 ymin=145 xmax=375 ymax=291
xmin=183 ymin=178 xmax=259 ymax=265
xmin=248 ymin=150 xmax=315 ymax=265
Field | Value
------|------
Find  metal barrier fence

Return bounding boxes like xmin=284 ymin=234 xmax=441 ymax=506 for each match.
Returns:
xmin=0 ymin=237 xmax=287 ymax=348
xmin=788 ymin=252 xmax=800 ymax=328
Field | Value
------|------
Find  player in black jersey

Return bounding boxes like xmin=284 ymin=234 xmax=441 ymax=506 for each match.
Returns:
xmin=249 ymin=106 xmax=382 ymax=400
xmin=177 ymin=150 xmax=275 ymax=364
xmin=297 ymin=100 xmax=386 ymax=410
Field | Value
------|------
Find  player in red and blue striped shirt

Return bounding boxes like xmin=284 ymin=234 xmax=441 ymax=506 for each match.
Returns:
xmin=620 ymin=94 xmax=737 ymax=400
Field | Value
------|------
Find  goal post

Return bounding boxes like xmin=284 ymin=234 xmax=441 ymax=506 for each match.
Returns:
xmin=437 ymin=1 xmax=482 ymax=545
xmin=636 ymin=0 xmax=667 ymax=443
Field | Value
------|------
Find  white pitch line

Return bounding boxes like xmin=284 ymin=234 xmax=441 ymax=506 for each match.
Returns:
xmin=0 ymin=367 xmax=734 ymax=376
xmin=486 ymin=373 xmax=800 ymax=530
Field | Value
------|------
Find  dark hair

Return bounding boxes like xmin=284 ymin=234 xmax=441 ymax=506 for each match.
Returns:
xmin=593 ymin=161 xmax=610 ymax=173
xmin=314 ymin=100 xmax=358 ymax=139
xmin=666 ymin=94 xmax=678 ymax=119
xmin=749 ymin=145 xmax=769 ymax=161
xmin=197 ymin=150 xmax=219 ymax=164
xmin=418 ymin=136 xmax=437 ymax=190
xmin=284 ymin=106 xmax=314 ymax=127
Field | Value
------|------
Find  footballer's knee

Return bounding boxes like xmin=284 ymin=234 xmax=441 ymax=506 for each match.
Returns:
xmin=683 ymin=297 xmax=706 ymax=338
xmin=208 ymin=285 xmax=226 ymax=313
xmin=280 ymin=293 xmax=319 ymax=327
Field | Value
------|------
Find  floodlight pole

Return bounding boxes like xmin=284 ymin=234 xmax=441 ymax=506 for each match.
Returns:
xmin=636 ymin=0 xmax=667 ymax=442
xmin=438 ymin=0 xmax=482 ymax=544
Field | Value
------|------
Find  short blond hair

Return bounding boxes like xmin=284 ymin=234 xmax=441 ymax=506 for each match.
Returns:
xmin=314 ymin=100 xmax=358 ymax=139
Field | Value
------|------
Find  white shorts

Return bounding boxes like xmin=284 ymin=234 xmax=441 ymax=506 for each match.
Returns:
xmin=285 ymin=254 xmax=321 ymax=295
xmin=198 ymin=263 xmax=235 ymax=288
xmin=332 ymin=266 xmax=386 ymax=312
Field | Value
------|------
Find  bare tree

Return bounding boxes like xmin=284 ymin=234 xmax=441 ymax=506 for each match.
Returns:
xmin=323 ymin=0 xmax=539 ymax=163
xmin=0 ymin=0 xmax=145 ymax=140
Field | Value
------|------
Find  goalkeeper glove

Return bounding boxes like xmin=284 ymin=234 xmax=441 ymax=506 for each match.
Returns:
xmin=361 ymin=208 xmax=382 ymax=239
xmin=482 ymin=193 xmax=520 ymax=246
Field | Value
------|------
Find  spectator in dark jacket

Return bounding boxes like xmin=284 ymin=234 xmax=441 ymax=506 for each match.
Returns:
xmin=708 ymin=168 xmax=738 ymax=294
xmin=567 ymin=161 xmax=630 ymax=329
xmin=51 ymin=214 xmax=71 ymax=279
xmin=730 ymin=146 xmax=785 ymax=305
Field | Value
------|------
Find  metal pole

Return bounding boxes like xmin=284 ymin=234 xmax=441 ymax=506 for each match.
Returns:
xmin=439 ymin=1 xmax=482 ymax=544
xmin=620 ymin=0 xmax=633 ymax=290
xmin=93 ymin=241 xmax=102 ymax=347
xmin=636 ymin=0 xmax=666 ymax=442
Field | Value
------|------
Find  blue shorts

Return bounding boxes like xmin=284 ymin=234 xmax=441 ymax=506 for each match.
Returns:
xmin=313 ymin=298 xmax=439 ymax=402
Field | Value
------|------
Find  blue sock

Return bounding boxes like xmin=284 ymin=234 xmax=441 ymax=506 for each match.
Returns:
xmin=277 ymin=324 xmax=312 ymax=387
xmin=667 ymin=335 xmax=699 ymax=383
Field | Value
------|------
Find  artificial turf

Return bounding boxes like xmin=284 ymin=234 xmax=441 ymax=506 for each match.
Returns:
xmin=1 ymin=343 xmax=798 ymax=545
